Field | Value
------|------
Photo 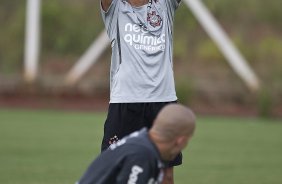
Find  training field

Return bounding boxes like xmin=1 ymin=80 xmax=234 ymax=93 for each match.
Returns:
xmin=0 ymin=109 xmax=282 ymax=184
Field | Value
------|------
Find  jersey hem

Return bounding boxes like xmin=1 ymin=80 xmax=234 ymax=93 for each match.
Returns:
xmin=109 ymin=96 xmax=178 ymax=103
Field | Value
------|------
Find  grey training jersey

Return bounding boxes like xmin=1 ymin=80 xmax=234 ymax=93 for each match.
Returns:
xmin=101 ymin=0 xmax=180 ymax=103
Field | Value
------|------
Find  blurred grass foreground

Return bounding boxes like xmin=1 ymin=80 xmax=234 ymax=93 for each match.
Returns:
xmin=0 ymin=109 xmax=282 ymax=184
xmin=0 ymin=0 xmax=282 ymax=116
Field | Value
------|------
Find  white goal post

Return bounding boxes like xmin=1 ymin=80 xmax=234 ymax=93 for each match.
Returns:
xmin=65 ymin=30 xmax=109 ymax=85
xmin=24 ymin=0 xmax=41 ymax=83
xmin=183 ymin=0 xmax=260 ymax=91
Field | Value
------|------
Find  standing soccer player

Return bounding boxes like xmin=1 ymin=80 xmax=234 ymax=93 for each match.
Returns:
xmin=100 ymin=0 xmax=181 ymax=183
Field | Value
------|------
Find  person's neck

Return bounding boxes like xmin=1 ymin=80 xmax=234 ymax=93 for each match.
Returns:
xmin=148 ymin=131 xmax=171 ymax=161
xmin=127 ymin=0 xmax=149 ymax=7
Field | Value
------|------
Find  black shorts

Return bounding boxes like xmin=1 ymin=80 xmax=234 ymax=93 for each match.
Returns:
xmin=101 ymin=101 xmax=182 ymax=167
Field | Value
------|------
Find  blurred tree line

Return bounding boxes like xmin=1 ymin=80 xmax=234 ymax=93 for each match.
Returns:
xmin=0 ymin=0 xmax=281 ymax=116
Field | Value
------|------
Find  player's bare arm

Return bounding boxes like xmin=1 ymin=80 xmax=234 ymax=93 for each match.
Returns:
xmin=101 ymin=0 xmax=113 ymax=11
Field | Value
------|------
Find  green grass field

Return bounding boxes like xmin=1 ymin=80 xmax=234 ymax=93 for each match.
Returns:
xmin=0 ymin=109 xmax=282 ymax=184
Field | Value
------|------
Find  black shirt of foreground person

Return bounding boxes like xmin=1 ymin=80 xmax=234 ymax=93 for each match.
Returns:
xmin=77 ymin=128 xmax=164 ymax=184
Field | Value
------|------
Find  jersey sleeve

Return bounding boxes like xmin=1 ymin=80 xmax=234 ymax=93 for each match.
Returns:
xmin=164 ymin=0 xmax=181 ymax=26
xmin=165 ymin=0 xmax=181 ymax=11
xmin=100 ymin=0 xmax=120 ymax=39
xmin=116 ymin=154 xmax=155 ymax=184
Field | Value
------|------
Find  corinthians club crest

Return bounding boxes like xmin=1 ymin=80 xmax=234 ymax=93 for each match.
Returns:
xmin=147 ymin=11 xmax=162 ymax=28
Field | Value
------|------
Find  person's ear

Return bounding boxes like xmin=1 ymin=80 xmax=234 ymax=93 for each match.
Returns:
xmin=176 ymin=136 xmax=188 ymax=149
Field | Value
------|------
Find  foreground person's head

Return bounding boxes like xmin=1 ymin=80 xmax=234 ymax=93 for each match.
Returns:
xmin=149 ymin=104 xmax=196 ymax=161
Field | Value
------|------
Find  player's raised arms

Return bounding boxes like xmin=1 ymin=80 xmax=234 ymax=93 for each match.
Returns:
xmin=101 ymin=0 xmax=112 ymax=11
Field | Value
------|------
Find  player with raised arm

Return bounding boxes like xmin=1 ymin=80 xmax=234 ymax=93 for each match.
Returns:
xmin=77 ymin=104 xmax=196 ymax=184
xmin=100 ymin=0 xmax=182 ymax=183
